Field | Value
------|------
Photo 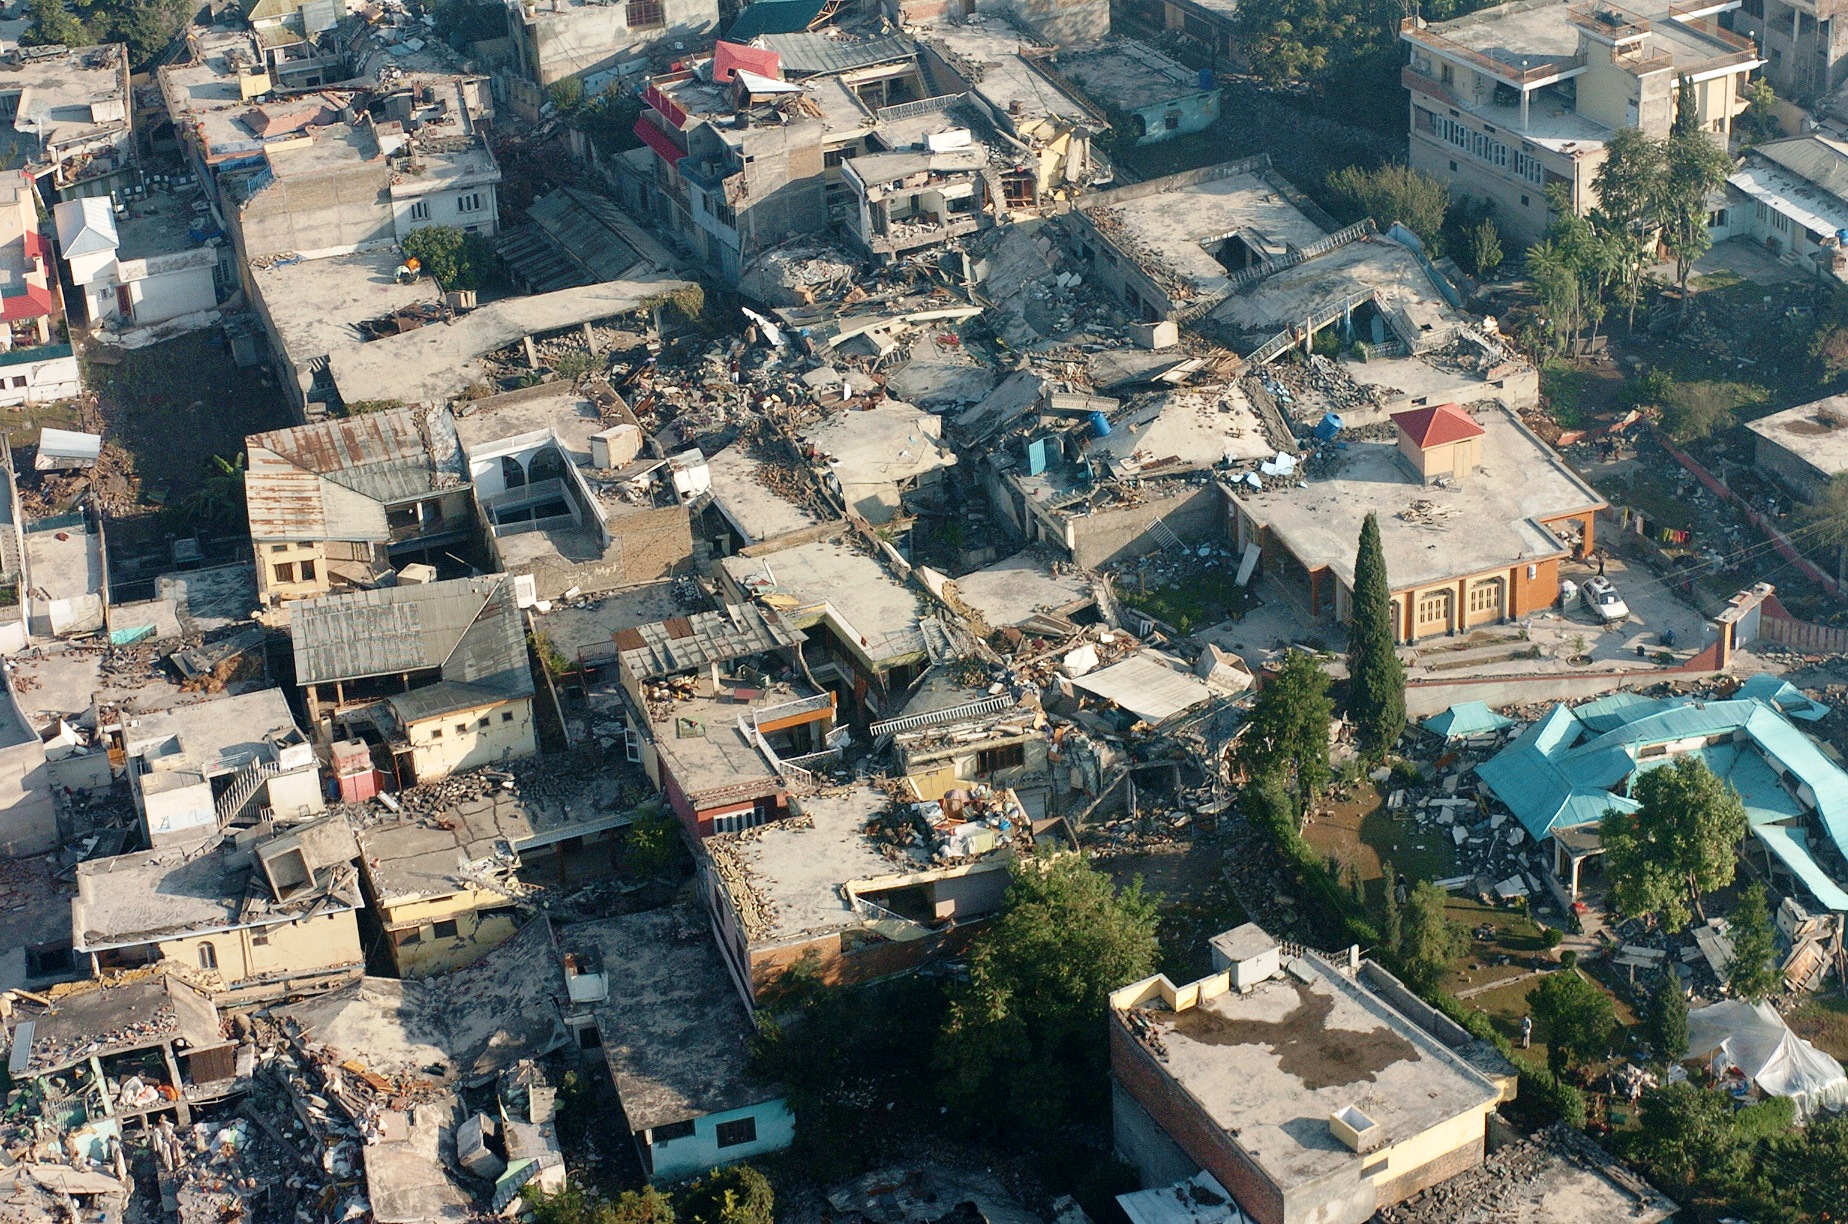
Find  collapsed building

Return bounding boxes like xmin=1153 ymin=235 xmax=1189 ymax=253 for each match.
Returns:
xmin=702 ymin=780 xmax=1075 ymax=1006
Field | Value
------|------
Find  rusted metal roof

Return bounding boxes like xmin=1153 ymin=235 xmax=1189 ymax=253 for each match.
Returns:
xmin=616 ymin=603 xmax=804 ymax=680
xmin=291 ymin=575 xmax=531 ymax=707
xmin=245 ymin=407 xmax=467 ymax=542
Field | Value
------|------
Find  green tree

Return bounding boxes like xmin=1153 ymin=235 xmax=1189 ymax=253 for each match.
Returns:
xmin=1643 ymin=975 xmax=1689 ymax=1066
xmin=1526 ymin=239 xmax=1583 ymax=358
xmin=1380 ymin=857 xmax=1402 ymax=959
xmin=1527 ymin=968 xmax=1616 ymax=1075
xmin=1345 ymin=512 xmax=1405 ymax=758
xmin=1661 ymin=76 xmax=1733 ymax=304
xmin=1467 ymin=217 xmax=1503 ymax=278
xmin=1235 ymin=0 xmax=1366 ymax=85
xmin=935 ymin=854 xmax=1158 ymax=1133
xmin=1591 ymin=126 xmax=1668 ymax=329
xmin=1739 ymin=76 xmax=1782 ymax=145
xmin=93 ymin=0 xmax=189 ymax=67
xmin=1233 ymin=652 xmax=1333 ymax=809
xmin=401 ymin=224 xmax=499 ymax=291
xmin=22 ymin=0 xmax=86 ymax=47
xmin=1326 ymin=163 xmax=1450 ymax=250
xmin=186 ymin=454 xmax=246 ymax=528
xmin=1630 ymin=1081 xmax=1743 ymax=1192
xmin=751 ymin=964 xmax=949 ymax=1180
xmin=624 ymin=808 xmax=688 ymax=878
xmin=677 ymin=1166 xmax=773 ymax=1224
xmin=1398 ymin=880 xmax=1465 ymax=992
xmin=1600 ymin=755 xmax=1747 ymax=932
xmin=528 ymin=1184 xmax=675 ymax=1224
xmin=1726 ymin=882 xmax=1781 ymax=1003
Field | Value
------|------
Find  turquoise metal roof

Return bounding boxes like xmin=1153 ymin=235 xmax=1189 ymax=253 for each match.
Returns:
xmin=1478 ymin=693 xmax=1848 ymax=911
xmin=1739 ymin=672 xmax=1831 ymax=722
xmin=1573 ymin=691 xmax=1664 ymax=733
xmin=1423 ymin=701 xmax=1514 ymax=740
xmin=727 ymin=0 xmax=827 ymax=40
xmin=1754 ymin=826 xmax=1848 ymax=912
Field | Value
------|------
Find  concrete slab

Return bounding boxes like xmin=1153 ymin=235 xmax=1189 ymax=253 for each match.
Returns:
xmin=328 ymin=275 xmax=696 ymax=405
xmin=950 ymin=551 xmax=1092 ymax=628
xmin=250 ymin=250 xmax=443 ymax=382
xmin=23 ymin=525 xmax=102 ymax=603
xmin=706 ymin=440 xmax=829 ymax=545
xmin=1089 ymin=385 xmax=1273 ymax=474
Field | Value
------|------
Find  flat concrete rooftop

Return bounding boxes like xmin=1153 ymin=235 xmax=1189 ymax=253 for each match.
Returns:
xmin=706 ymin=440 xmax=828 ymax=545
xmin=23 ymin=524 xmax=102 ymax=603
xmin=124 ymin=686 xmax=302 ymax=788
xmin=327 ymin=274 xmax=695 ymax=405
xmin=1231 ymin=402 xmax=1604 ymax=590
xmin=251 ymin=249 xmax=443 ymax=370
xmin=1083 ymin=170 xmax=1328 ymax=300
xmin=356 ymin=790 xmax=533 ymax=905
xmin=529 ymin=582 xmax=686 ymax=664
xmin=949 ymin=550 xmax=1092 ymax=629
xmin=709 ymin=783 xmax=918 ymax=943
xmin=1054 ymin=41 xmax=1202 ymax=111
xmin=719 ymin=539 xmax=926 ymax=666
xmin=5 ymin=639 xmax=196 ymax=732
xmin=1421 ymin=0 xmax=1751 ymax=74
xmin=1214 ymin=237 xmax=1459 ymax=340
xmin=646 ymin=683 xmax=789 ymax=796
xmin=1089 ymin=385 xmax=1274 ymax=475
xmin=1118 ymin=957 xmax=1499 ymax=1193
xmin=567 ymin=905 xmax=772 ymax=1132
xmin=917 ymin=20 xmax=1090 ymax=128
xmin=453 ymin=386 xmax=609 ymax=462
xmin=1747 ymin=398 xmax=1848 ymax=480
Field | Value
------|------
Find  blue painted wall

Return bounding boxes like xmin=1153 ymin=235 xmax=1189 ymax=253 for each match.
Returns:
xmin=646 ymin=1097 xmax=796 ymax=1183
xmin=1132 ymin=88 xmax=1222 ymax=145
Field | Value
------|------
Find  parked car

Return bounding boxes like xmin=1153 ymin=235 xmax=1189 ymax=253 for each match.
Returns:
xmin=1581 ymin=575 xmax=1630 ymax=624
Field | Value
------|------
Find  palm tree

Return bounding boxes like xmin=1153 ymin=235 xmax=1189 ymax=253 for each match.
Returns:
xmin=188 ymin=454 xmax=246 ymax=528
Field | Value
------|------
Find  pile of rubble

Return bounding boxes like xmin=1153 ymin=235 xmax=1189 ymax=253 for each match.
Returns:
xmin=1377 ymin=1123 xmax=1677 ymax=1223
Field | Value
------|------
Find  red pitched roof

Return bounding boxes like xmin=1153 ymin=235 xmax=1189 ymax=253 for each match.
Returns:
xmin=1392 ymin=402 xmax=1484 ymax=449
xmin=711 ymin=41 xmax=781 ymax=84
xmin=0 ymin=281 xmax=54 ymax=323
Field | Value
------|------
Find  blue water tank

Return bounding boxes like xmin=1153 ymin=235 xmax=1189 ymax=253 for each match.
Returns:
xmin=1199 ymin=68 xmax=1215 ymax=92
xmin=1314 ymin=412 xmax=1344 ymax=442
xmin=1089 ymin=411 xmax=1112 ymax=438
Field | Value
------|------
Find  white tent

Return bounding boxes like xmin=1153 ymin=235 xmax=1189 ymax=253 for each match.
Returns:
xmin=1685 ymin=999 xmax=1848 ymax=1120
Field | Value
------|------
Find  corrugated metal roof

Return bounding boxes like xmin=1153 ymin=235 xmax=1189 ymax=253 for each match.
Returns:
xmin=1754 ymin=826 xmax=1848 ymax=911
xmin=1421 ymin=701 xmax=1511 ymax=740
xmin=292 ymin=575 xmax=531 ymax=703
xmin=245 ymin=407 xmax=467 ymax=542
xmin=616 ymin=604 xmax=804 ymax=680
xmin=1069 ymin=653 xmax=1212 ymax=724
xmin=755 ymin=32 xmax=918 ymax=76
xmin=1481 ymin=693 xmax=1848 ymax=898
xmin=1755 ymin=136 xmax=1848 ymax=209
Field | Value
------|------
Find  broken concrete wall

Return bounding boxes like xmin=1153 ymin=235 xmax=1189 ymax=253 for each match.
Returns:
xmin=0 ymin=736 xmax=55 ymax=856
xmin=1068 ymin=482 xmax=1224 ymax=571
xmin=521 ymin=0 xmax=720 ymax=87
xmin=236 ymin=165 xmax=395 ymax=263
xmin=977 ymin=0 xmax=1109 ymax=46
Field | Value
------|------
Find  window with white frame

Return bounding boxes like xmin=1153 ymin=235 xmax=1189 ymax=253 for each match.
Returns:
xmin=1513 ymin=151 xmax=1545 ymax=186
xmin=410 ymin=199 xmax=430 ymax=221
xmin=457 ymin=192 xmax=483 ymax=214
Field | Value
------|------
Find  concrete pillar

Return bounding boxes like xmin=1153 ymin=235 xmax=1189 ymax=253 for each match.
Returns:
xmin=1520 ymin=87 xmax=1530 ymax=131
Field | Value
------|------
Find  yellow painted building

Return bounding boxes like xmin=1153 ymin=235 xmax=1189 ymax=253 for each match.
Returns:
xmin=355 ymin=787 xmax=534 ymax=978
xmin=73 ymin=814 xmax=368 ymax=1003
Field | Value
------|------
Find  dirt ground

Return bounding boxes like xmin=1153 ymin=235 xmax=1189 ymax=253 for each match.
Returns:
xmin=1788 ymin=992 xmax=1848 ymax=1062
xmin=80 ymin=332 xmax=294 ymax=514
xmin=1100 ymin=837 xmax=1249 ymax=982
xmin=1302 ymin=781 xmax=1459 ymax=906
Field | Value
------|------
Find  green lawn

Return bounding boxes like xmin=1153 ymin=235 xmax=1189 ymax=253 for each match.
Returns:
xmin=1788 ymin=993 xmax=1848 ymax=1062
xmin=1117 ymin=566 xmax=1253 ymax=634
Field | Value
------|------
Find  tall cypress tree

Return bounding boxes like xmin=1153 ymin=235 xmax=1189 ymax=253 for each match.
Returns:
xmin=1348 ymin=512 xmax=1406 ymax=757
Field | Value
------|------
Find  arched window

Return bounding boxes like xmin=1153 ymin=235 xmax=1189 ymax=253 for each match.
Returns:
xmin=500 ymin=455 xmax=527 ymax=490
xmin=198 ymin=942 xmax=218 ymax=971
xmin=528 ymin=446 xmax=566 ymax=486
